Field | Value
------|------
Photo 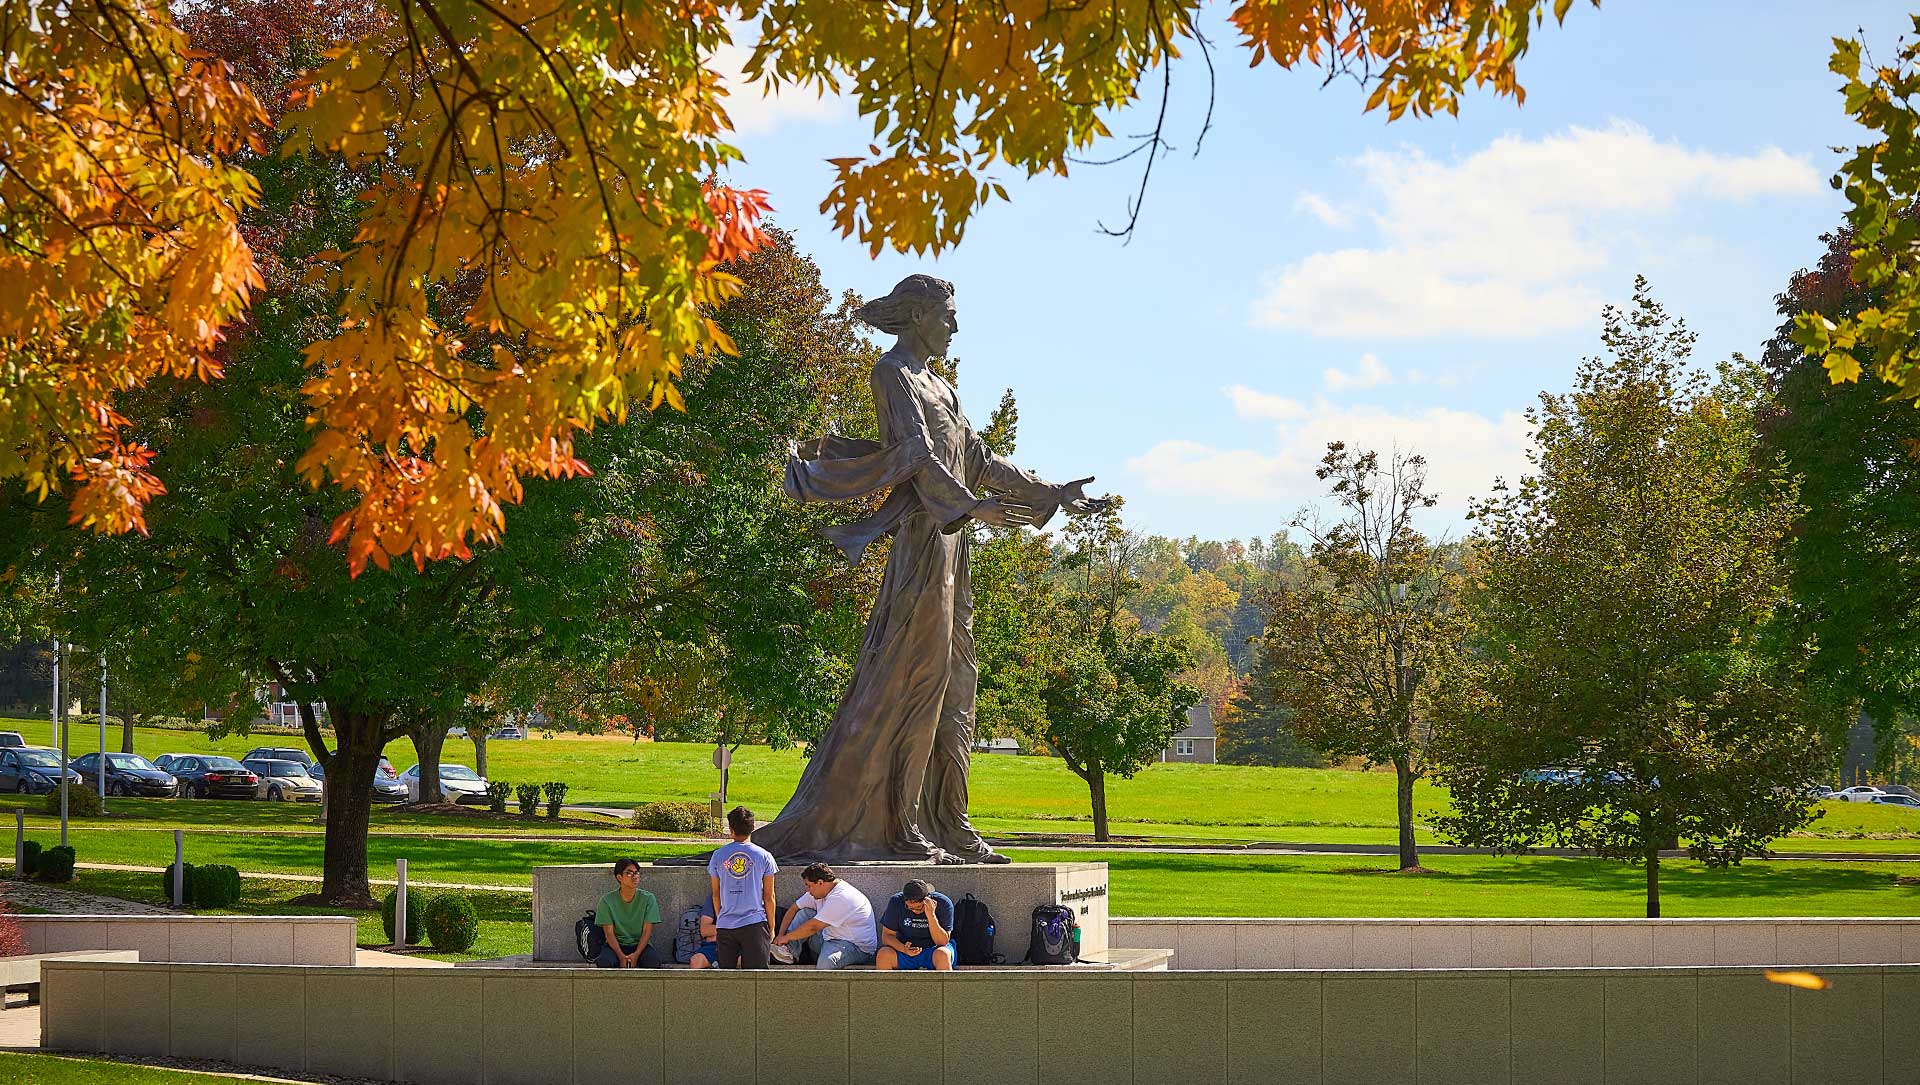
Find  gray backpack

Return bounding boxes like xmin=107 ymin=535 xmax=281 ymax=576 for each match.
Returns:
xmin=673 ymin=906 xmax=706 ymax=964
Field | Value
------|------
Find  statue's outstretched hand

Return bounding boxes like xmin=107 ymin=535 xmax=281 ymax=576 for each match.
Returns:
xmin=1057 ymin=477 xmax=1115 ymax=515
xmin=973 ymin=497 xmax=1035 ymax=528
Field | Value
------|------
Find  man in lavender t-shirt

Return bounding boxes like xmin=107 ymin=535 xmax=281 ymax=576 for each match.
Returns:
xmin=706 ymin=805 xmax=778 ymax=968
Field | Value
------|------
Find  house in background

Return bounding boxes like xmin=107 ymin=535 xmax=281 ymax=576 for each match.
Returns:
xmin=1160 ymin=704 xmax=1216 ymax=764
xmin=972 ymin=736 xmax=1023 ymax=755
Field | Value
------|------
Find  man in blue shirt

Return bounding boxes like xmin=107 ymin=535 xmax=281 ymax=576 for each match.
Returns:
xmin=876 ymin=879 xmax=955 ymax=971
xmin=706 ymin=805 xmax=778 ymax=968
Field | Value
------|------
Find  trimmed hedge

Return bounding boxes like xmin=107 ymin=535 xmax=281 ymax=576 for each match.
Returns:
xmin=486 ymin=780 xmax=511 ymax=814
xmin=38 ymin=845 xmax=75 ymax=882
xmin=42 ymin=785 xmax=102 ymax=817
xmin=381 ymin=888 xmax=428 ymax=945
xmin=423 ymin=893 xmax=480 ymax=952
xmin=18 ymin=840 xmax=40 ymax=878
xmin=190 ymin=864 xmax=241 ymax=909
xmin=542 ymin=781 xmax=568 ymax=818
xmin=631 ymin=801 xmax=710 ymax=834
xmin=159 ymin=862 xmax=196 ymax=904
xmin=514 ymin=783 xmax=540 ymax=817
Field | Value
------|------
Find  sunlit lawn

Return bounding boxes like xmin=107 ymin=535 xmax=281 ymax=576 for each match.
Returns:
xmin=7 ymin=715 xmax=1917 ymax=850
xmin=23 ymin=834 xmax=1920 ymax=924
xmin=0 ymin=1052 xmax=259 ymax=1083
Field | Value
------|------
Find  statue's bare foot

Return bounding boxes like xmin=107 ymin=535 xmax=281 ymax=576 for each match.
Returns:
xmin=976 ymin=850 xmax=1011 ymax=864
xmin=931 ymin=849 xmax=968 ymax=865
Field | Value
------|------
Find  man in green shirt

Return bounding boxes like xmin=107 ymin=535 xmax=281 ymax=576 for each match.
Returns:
xmin=594 ymin=858 xmax=663 ymax=968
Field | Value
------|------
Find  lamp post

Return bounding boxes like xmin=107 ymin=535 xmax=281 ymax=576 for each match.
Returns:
xmin=53 ymin=609 xmax=66 ymax=846
xmin=97 ymin=654 xmax=108 ymax=810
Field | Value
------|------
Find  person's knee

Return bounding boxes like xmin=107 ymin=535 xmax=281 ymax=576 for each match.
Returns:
xmin=592 ymin=945 xmax=619 ymax=969
xmin=874 ymin=947 xmax=898 ymax=970
xmin=690 ymin=954 xmax=712 ymax=969
xmin=933 ymin=947 xmax=954 ymax=971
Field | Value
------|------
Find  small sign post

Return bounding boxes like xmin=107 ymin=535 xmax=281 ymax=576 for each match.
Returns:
xmin=393 ymin=859 xmax=409 ymax=950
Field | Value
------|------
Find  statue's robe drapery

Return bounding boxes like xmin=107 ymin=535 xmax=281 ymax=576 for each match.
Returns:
xmin=753 ymin=356 xmax=1060 ymax=862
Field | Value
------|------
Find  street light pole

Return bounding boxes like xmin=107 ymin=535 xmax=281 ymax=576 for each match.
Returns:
xmin=98 ymin=654 xmax=108 ymax=809
xmin=53 ymin=619 xmax=66 ymax=846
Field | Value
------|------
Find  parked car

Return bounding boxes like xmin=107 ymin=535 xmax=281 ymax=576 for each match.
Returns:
xmin=0 ymin=732 xmax=24 ymax=748
xmin=154 ymin=754 xmax=259 ymax=799
xmin=1870 ymin=794 xmax=1920 ymax=809
xmin=1884 ymin=784 xmax=1920 ymax=800
xmin=398 ymin=762 xmax=489 ymax=804
xmin=0 ymin=747 xmax=82 ymax=793
xmin=241 ymin=746 xmax=314 ymax=768
xmin=240 ymin=758 xmax=324 ymax=802
xmin=69 ymin=752 xmax=177 ymax=797
xmin=493 ymin=723 xmax=526 ymax=740
xmin=1835 ymin=786 xmax=1891 ymax=803
xmin=1806 ymin=785 xmax=1837 ymax=799
xmin=372 ymin=760 xmax=408 ymax=803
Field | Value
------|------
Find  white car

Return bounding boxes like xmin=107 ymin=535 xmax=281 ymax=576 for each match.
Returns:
xmin=1835 ymin=786 xmax=1891 ymax=803
xmin=398 ymin=763 xmax=489 ymax=804
xmin=1869 ymin=794 xmax=1920 ymax=810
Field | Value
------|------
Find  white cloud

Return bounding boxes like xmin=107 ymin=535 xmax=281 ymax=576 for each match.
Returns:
xmin=1323 ymin=352 xmax=1393 ymax=391
xmin=1128 ymin=390 xmax=1533 ymax=525
xmin=1252 ymin=121 xmax=1821 ymax=338
xmin=1293 ymin=192 xmax=1351 ymax=228
xmin=1226 ymin=384 xmax=1307 ymax=421
xmin=710 ymin=38 xmax=848 ymax=135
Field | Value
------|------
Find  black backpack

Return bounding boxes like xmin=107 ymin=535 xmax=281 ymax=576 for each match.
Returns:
xmin=575 ymin=911 xmax=605 ymax=961
xmin=953 ymin=893 xmax=1001 ymax=965
xmin=1023 ymin=904 xmax=1078 ymax=965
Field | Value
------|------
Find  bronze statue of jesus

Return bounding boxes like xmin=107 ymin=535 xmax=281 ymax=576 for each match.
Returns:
xmin=752 ymin=275 xmax=1107 ymax=864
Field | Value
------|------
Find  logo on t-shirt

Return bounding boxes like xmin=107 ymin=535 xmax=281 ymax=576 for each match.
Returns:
xmin=725 ymin=853 xmax=750 ymax=878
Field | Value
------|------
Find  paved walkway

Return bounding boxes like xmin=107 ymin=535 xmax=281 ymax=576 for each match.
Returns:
xmin=1 ymin=879 xmax=175 ymax=915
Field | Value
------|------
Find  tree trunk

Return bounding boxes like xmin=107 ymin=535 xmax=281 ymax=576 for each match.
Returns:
xmin=119 ymin=706 xmax=135 ymax=754
xmin=471 ymin=730 xmax=488 ymax=780
xmin=1394 ymin=755 xmax=1421 ymax=871
xmin=1645 ymin=845 xmax=1661 ymax=919
xmin=318 ymin=705 xmax=387 ymax=906
xmin=408 ymin=719 xmax=449 ymax=805
xmin=1088 ymin=760 xmax=1109 ymax=842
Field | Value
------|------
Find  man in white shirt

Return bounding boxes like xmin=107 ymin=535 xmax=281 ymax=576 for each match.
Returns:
xmin=772 ymin=863 xmax=879 ymax=969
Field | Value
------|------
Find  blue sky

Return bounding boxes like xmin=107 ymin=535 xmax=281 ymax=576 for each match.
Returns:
xmin=717 ymin=3 xmax=1913 ymax=543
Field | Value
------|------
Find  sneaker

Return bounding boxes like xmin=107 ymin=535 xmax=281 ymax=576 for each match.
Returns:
xmin=769 ymin=940 xmax=796 ymax=965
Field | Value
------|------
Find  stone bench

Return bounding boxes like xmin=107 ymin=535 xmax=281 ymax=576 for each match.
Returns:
xmin=0 ymin=951 xmax=139 ymax=1008
xmin=458 ymin=946 xmax=1171 ymax=970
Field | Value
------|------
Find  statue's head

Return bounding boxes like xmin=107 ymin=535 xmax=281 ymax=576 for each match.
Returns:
xmin=857 ymin=274 xmax=957 ymax=357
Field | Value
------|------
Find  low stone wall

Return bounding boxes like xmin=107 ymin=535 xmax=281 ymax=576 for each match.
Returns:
xmin=1110 ymin=916 xmax=1920 ymax=970
xmin=532 ymin=861 xmax=1109 ymax=963
xmin=40 ymin=960 xmax=1920 ymax=1082
xmin=18 ymin=916 xmax=357 ymax=966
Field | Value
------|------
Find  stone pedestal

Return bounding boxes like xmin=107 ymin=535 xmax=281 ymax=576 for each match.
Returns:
xmin=532 ymin=860 xmax=1109 ymax=963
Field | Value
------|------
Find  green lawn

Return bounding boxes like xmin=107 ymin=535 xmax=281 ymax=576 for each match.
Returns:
xmin=0 ymin=1053 xmax=260 ymax=1083
xmin=9 ymin=715 xmax=1917 ymax=847
xmin=20 ymin=830 xmax=1920 ymax=922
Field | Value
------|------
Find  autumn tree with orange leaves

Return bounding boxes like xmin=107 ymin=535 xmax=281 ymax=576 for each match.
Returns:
xmin=0 ymin=0 xmax=1594 ymax=573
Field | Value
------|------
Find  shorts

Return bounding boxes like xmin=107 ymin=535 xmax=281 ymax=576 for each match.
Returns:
xmin=895 ymin=943 xmax=956 ymax=971
xmin=696 ymin=941 xmax=719 ymax=962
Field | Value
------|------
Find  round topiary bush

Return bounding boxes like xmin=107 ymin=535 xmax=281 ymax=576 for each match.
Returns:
xmin=630 ymin=801 xmax=711 ymax=834
xmin=189 ymin=864 xmax=241 ymax=909
xmin=18 ymin=840 xmax=41 ymax=878
xmin=159 ymin=862 xmax=196 ymax=904
xmin=42 ymin=785 xmax=102 ymax=817
xmin=381 ymin=888 xmax=429 ymax=945
xmin=37 ymin=844 xmax=76 ymax=883
xmin=423 ymin=893 xmax=480 ymax=952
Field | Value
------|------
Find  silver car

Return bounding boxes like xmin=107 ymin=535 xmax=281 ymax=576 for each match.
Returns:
xmin=240 ymin=758 xmax=325 ymax=802
xmin=398 ymin=762 xmax=489 ymax=804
